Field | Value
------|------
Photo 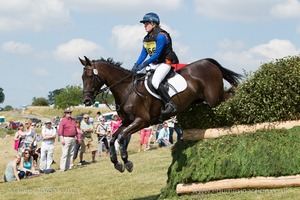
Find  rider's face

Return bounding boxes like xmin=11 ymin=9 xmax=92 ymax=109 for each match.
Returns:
xmin=144 ymin=22 xmax=153 ymax=33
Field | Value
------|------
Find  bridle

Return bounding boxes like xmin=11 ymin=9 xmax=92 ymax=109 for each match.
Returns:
xmin=83 ymin=61 xmax=137 ymax=111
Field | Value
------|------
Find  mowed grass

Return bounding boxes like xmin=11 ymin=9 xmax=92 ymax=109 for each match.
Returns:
xmin=0 ymin=133 xmax=172 ymax=200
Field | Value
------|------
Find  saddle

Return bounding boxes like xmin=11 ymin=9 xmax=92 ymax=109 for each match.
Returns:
xmin=144 ymin=68 xmax=187 ymax=99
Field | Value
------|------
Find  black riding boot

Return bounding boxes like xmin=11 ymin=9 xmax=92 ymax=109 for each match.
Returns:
xmin=157 ymin=84 xmax=177 ymax=115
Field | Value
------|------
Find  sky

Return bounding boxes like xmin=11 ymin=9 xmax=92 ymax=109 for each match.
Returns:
xmin=1 ymin=0 xmax=300 ymax=108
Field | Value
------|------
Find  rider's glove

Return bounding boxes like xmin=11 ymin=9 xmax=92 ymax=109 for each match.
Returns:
xmin=132 ymin=62 xmax=149 ymax=72
xmin=132 ymin=63 xmax=139 ymax=72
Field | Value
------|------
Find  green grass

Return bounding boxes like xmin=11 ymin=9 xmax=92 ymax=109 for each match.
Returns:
xmin=2 ymin=109 xmax=300 ymax=199
xmin=0 ymin=134 xmax=172 ymax=200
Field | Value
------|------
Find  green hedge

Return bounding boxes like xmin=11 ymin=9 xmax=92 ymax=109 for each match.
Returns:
xmin=178 ymin=56 xmax=300 ymax=129
xmin=161 ymin=126 xmax=300 ymax=198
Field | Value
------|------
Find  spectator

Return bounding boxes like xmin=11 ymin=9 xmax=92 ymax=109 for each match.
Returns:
xmin=20 ymin=148 xmax=38 ymax=177
xmin=24 ymin=120 xmax=38 ymax=166
xmin=72 ymin=119 xmax=82 ymax=167
xmin=95 ymin=117 xmax=109 ymax=157
xmin=96 ymin=111 xmax=102 ymax=122
xmin=138 ymin=126 xmax=153 ymax=152
xmin=24 ymin=120 xmax=37 ymax=150
xmin=13 ymin=123 xmax=26 ymax=153
xmin=154 ymin=123 xmax=163 ymax=140
xmin=39 ymin=119 xmax=56 ymax=173
xmin=80 ymin=114 xmax=97 ymax=163
xmin=156 ymin=122 xmax=171 ymax=147
xmin=4 ymin=154 xmax=25 ymax=182
xmin=167 ymin=116 xmax=183 ymax=144
xmin=110 ymin=114 xmax=122 ymax=153
xmin=89 ymin=116 xmax=94 ymax=125
xmin=58 ymin=108 xmax=81 ymax=172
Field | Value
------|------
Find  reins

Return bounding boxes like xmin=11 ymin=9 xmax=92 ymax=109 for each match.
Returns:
xmin=84 ymin=62 xmax=147 ymax=111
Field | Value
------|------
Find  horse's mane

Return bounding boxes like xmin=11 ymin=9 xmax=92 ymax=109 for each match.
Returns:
xmin=93 ymin=57 xmax=132 ymax=73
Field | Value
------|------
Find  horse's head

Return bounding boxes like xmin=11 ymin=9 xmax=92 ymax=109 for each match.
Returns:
xmin=79 ymin=56 xmax=104 ymax=106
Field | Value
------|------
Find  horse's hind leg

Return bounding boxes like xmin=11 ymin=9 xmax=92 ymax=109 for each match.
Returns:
xmin=204 ymin=85 xmax=224 ymax=107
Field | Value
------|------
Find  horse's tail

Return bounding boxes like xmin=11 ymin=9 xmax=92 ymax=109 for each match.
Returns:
xmin=206 ymin=58 xmax=243 ymax=87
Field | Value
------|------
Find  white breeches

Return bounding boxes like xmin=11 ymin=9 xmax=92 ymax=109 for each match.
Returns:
xmin=150 ymin=63 xmax=171 ymax=89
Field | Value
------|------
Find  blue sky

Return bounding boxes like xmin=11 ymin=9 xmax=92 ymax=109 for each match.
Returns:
xmin=1 ymin=0 xmax=300 ymax=108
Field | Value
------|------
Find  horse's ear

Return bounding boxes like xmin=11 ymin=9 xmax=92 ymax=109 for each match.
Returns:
xmin=84 ymin=56 xmax=92 ymax=66
xmin=79 ymin=57 xmax=86 ymax=66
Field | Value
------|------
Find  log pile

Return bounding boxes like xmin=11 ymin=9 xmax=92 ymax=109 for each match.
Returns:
xmin=177 ymin=175 xmax=300 ymax=194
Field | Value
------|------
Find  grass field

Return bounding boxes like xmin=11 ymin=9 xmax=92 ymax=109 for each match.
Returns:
xmin=0 ymin=134 xmax=173 ymax=200
xmin=2 ymin=109 xmax=300 ymax=199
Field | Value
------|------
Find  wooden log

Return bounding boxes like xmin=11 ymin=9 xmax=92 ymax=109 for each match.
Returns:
xmin=182 ymin=120 xmax=300 ymax=141
xmin=176 ymin=175 xmax=300 ymax=194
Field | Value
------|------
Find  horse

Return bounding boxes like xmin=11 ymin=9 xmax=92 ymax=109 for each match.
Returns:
xmin=79 ymin=56 xmax=242 ymax=172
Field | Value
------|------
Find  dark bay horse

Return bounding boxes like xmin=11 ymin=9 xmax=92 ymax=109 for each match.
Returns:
xmin=79 ymin=56 xmax=242 ymax=172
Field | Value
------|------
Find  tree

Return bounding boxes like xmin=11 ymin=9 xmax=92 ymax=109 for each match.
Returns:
xmin=4 ymin=105 xmax=13 ymax=111
xmin=95 ymin=92 xmax=115 ymax=104
xmin=48 ymin=89 xmax=63 ymax=105
xmin=32 ymin=97 xmax=49 ymax=106
xmin=54 ymin=85 xmax=83 ymax=109
xmin=0 ymin=87 xmax=4 ymax=104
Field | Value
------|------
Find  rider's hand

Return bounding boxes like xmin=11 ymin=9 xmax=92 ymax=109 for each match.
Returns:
xmin=132 ymin=62 xmax=148 ymax=72
xmin=132 ymin=63 xmax=139 ymax=72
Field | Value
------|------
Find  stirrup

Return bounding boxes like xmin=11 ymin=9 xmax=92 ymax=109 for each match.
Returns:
xmin=162 ymin=102 xmax=177 ymax=115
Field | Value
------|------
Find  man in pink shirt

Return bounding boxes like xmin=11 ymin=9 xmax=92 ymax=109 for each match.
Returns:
xmin=58 ymin=108 xmax=81 ymax=171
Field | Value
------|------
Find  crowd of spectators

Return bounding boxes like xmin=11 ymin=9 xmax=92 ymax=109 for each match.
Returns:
xmin=3 ymin=109 xmax=183 ymax=182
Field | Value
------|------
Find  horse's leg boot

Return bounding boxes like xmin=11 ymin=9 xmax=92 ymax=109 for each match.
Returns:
xmin=157 ymin=84 xmax=177 ymax=115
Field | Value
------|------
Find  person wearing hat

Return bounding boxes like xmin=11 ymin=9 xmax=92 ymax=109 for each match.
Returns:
xmin=80 ymin=114 xmax=97 ymax=163
xmin=132 ymin=12 xmax=179 ymax=116
xmin=39 ymin=119 xmax=56 ymax=173
xmin=58 ymin=108 xmax=81 ymax=171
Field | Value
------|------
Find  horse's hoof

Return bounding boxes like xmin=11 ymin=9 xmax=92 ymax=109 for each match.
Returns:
xmin=125 ymin=161 xmax=133 ymax=172
xmin=114 ymin=161 xmax=125 ymax=173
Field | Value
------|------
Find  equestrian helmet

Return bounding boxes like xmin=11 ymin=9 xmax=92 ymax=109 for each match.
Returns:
xmin=140 ymin=12 xmax=160 ymax=25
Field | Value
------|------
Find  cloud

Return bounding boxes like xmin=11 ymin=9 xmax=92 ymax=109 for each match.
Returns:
xmin=249 ymin=39 xmax=299 ymax=59
xmin=2 ymin=41 xmax=32 ymax=54
xmin=110 ymin=23 xmax=190 ymax=67
xmin=216 ymin=39 xmax=300 ymax=73
xmin=0 ymin=0 xmax=70 ymax=32
xmin=64 ymin=0 xmax=183 ymax=12
xmin=194 ymin=0 xmax=289 ymax=21
xmin=111 ymin=23 xmax=181 ymax=52
xmin=53 ymin=39 xmax=104 ymax=63
xmin=111 ymin=25 xmax=145 ymax=52
xmin=270 ymin=0 xmax=300 ymax=18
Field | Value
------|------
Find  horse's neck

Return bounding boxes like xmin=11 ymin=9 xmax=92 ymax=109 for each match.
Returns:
xmin=100 ymin=65 xmax=131 ymax=99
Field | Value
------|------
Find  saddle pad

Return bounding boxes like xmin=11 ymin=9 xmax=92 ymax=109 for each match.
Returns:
xmin=144 ymin=72 xmax=187 ymax=99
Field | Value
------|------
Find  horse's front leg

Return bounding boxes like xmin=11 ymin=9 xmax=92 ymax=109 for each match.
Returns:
xmin=109 ymin=127 xmax=125 ymax=172
xmin=118 ymin=119 xmax=146 ymax=172
xmin=118 ymin=134 xmax=132 ymax=171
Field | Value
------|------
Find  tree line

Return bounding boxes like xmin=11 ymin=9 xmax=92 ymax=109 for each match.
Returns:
xmin=0 ymin=85 xmax=115 ymax=110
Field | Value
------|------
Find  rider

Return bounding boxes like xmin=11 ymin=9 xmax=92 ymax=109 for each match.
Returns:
xmin=132 ymin=12 xmax=179 ymax=116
